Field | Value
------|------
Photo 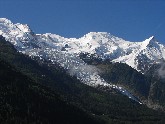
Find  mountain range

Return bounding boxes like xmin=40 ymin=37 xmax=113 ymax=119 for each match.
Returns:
xmin=0 ymin=18 xmax=165 ymax=123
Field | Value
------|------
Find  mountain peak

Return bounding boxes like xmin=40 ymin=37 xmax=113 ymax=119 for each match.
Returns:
xmin=148 ymin=36 xmax=159 ymax=46
xmin=142 ymin=36 xmax=157 ymax=47
xmin=149 ymin=36 xmax=155 ymax=41
xmin=83 ymin=32 xmax=113 ymax=40
xmin=0 ymin=18 xmax=12 ymax=24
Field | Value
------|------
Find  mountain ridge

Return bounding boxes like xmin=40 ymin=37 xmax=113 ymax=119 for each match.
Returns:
xmin=1 ymin=18 xmax=164 ymax=74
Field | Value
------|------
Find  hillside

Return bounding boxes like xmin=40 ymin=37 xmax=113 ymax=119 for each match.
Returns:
xmin=0 ymin=58 xmax=103 ymax=124
xmin=1 ymin=34 xmax=165 ymax=123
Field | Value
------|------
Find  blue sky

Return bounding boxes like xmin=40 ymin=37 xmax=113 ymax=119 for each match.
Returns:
xmin=0 ymin=0 xmax=165 ymax=43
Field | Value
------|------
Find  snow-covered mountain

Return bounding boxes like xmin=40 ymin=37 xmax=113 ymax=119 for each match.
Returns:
xmin=1 ymin=18 xmax=165 ymax=103
xmin=1 ymin=18 xmax=164 ymax=73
